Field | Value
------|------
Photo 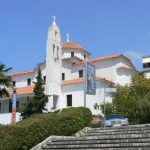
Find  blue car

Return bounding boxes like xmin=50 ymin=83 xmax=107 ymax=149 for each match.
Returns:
xmin=101 ymin=114 xmax=129 ymax=127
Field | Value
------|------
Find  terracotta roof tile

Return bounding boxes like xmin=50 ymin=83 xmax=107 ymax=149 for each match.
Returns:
xmin=8 ymin=70 xmax=34 ymax=77
xmin=88 ymin=54 xmax=122 ymax=63
xmin=7 ymin=86 xmax=34 ymax=95
xmin=61 ymin=42 xmax=84 ymax=50
xmin=117 ymin=66 xmax=133 ymax=71
xmin=62 ymin=77 xmax=111 ymax=85
xmin=6 ymin=77 xmax=112 ymax=95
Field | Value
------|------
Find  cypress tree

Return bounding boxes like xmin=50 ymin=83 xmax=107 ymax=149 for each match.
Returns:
xmin=21 ymin=68 xmax=48 ymax=118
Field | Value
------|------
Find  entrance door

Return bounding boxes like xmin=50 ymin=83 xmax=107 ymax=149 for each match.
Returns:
xmin=53 ymin=95 xmax=58 ymax=109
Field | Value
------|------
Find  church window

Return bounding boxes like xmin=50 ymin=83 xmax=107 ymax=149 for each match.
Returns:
xmin=43 ymin=76 xmax=46 ymax=82
xmin=12 ymin=81 xmax=16 ymax=86
xmin=53 ymin=44 xmax=55 ymax=56
xmin=71 ymin=52 xmax=74 ymax=57
xmin=62 ymin=73 xmax=65 ymax=80
xmin=67 ymin=95 xmax=72 ymax=107
xmin=55 ymin=31 xmax=57 ymax=37
xmin=84 ymin=54 xmax=86 ymax=59
xmin=27 ymin=78 xmax=31 ymax=86
xmin=57 ymin=46 xmax=59 ymax=58
xmin=79 ymin=70 xmax=83 ymax=78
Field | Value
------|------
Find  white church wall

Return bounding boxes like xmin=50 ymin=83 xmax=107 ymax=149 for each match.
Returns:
xmin=115 ymin=57 xmax=134 ymax=86
xmin=33 ymin=63 xmax=46 ymax=82
xmin=89 ymin=57 xmax=134 ymax=86
xmin=62 ymin=61 xmax=72 ymax=80
xmin=11 ymin=73 xmax=34 ymax=88
xmin=61 ymin=80 xmax=111 ymax=115
xmin=115 ymin=57 xmax=132 ymax=68
xmin=70 ymin=64 xmax=84 ymax=79
xmin=62 ymin=49 xmax=84 ymax=60
xmin=91 ymin=59 xmax=117 ymax=83
xmin=45 ymin=19 xmax=62 ymax=96
xmin=62 ymin=61 xmax=84 ymax=80
xmin=116 ymin=70 xmax=132 ymax=86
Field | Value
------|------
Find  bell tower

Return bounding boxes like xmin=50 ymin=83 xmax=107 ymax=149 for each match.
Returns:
xmin=45 ymin=16 xmax=62 ymax=111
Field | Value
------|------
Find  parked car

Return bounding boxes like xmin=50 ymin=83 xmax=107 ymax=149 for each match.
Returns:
xmin=101 ymin=114 xmax=129 ymax=127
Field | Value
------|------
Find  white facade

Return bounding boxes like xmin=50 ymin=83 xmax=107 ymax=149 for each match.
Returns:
xmin=142 ymin=55 xmax=150 ymax=78
xmin=0 ymin=18 xmax=136 ymax=124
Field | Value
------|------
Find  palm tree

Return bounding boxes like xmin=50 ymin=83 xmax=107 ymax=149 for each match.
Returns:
xmin=0 ymin=63 xmax=12 ymax=97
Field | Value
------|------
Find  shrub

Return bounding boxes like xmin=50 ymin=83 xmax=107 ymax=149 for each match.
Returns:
xmin=0 ymin=107 xmax=92 ymax=150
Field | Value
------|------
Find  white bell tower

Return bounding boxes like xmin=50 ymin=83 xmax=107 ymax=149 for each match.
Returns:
xmin=45 ymin=16 xmax=62 ymax=111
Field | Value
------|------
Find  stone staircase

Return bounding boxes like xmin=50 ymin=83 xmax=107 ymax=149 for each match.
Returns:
xmin=31 ymin=124 xmax=150 ymax=150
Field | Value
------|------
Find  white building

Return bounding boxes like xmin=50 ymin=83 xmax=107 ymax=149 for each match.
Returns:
xmin=142 ymin=55 xmax=150 ymax=78
xmin=0 ymin=17 xmax=136 ymax=124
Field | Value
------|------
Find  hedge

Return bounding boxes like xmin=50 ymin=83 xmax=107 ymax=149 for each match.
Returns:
xmin=0 ymin=107 xmax=92 ymax=150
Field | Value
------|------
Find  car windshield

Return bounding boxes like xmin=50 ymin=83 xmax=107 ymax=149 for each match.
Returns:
xmin=105 ymin=114 xmax=126 ymax=120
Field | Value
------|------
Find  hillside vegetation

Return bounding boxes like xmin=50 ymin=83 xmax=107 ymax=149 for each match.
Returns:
xmin=0 ymin=107 xmax=92 ymax=150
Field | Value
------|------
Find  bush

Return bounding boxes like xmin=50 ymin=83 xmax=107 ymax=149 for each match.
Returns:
xmin=0 ymin=107 xmax=92 ymax=150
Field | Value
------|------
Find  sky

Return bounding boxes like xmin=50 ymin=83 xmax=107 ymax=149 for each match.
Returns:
xmin=0 ymin=0 xmax=150 ymax=73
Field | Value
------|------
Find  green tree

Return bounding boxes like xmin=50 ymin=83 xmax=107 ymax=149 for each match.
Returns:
xmin=94 ymin=103 xmax=100 ymax=116
xmin=21 ymin=68 xmax=48 ymax=119
xmin=100 ymin=102 xmax=114 ymax=115
xmin=0 ymin=63 xmax=12 ymax=97
xmin=112 ymin=73 xmax=150 ymax=124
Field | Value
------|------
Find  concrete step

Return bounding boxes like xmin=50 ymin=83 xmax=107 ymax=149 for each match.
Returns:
xmin=47 ymin=138 xmax=150 ymax=145
xmin=87 ymin=127 xmax=150 ymax=133
xmin=34 ymin=124 xmax=150 ymax=150
xmin=52 ymin=134 xmax=150 ymax=141
xmin=41 ymin=148 xmax=150 ymax=150
xmin=94 ymin=124 xmax=150 ymax=130
xmin=42 ymin=142 xmax=150 ymax=149
xmin=83 ymin=130 xmax=150 ymax=136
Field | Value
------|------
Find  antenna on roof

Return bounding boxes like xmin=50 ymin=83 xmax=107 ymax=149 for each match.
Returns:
xmin=66 ymin=33 xmax=70 ymax=42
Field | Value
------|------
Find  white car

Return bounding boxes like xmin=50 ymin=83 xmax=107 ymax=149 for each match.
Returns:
xmin=101 ymin=114 xmax=129 ymax=127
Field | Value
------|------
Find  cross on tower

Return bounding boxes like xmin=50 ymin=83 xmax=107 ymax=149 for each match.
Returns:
xmin=52 ymin=16 xmax=56 ymax=25
xmin=66 ymin=33 xmax=70 ymax=42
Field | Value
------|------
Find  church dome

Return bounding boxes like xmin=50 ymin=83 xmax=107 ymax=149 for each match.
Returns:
xmin=61 ymin=42 xmax=84 ymax=51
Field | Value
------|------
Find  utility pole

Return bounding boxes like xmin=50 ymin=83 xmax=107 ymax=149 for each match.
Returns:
xmin=83 ymin=60 xmax=87 ymax=107
xmin=12 ymin=88 xmax=17 ymax=126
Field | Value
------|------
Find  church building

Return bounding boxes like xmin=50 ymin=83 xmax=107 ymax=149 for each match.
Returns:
xmin=0 ymin=17 xmax=136 ymax=124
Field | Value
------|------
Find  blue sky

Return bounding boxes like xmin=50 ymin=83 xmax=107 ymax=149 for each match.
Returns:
xmin=0 ymin=0 xmax=150 ymax=73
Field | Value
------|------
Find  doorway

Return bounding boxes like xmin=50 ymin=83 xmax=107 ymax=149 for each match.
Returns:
xmin=53 ymin=95 xmax=58 ymax=109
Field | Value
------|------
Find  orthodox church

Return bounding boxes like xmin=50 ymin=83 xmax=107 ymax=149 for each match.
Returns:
xmin=0 ymin=17 xmax=136 ymax=124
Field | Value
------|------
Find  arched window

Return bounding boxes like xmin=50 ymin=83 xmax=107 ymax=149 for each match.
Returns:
xmin=53 ymin=44 xmax=55 ymax=56
xmin=57 ymin=46 xmax=59 ymax=58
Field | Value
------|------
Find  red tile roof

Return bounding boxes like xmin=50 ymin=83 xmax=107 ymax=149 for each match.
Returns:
xmin=76 ymin=54 xmax=136 ymax=71
xmin=117 ymin=66 xmax=133 ymax=71
xmin=62 ymin=77 xmax=111 ymax=85
xmin=6 ymin=77 xmax=112 ymax=95
xmin=88 ymin=54 xmax=122 ymax=63
xmin=8 ymin=70 xmax=34 ymax=77
xmin=7 ymin=86 xmax=34 ymax=95
xmin=61 ymin=42 xmax=84 ymax=50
